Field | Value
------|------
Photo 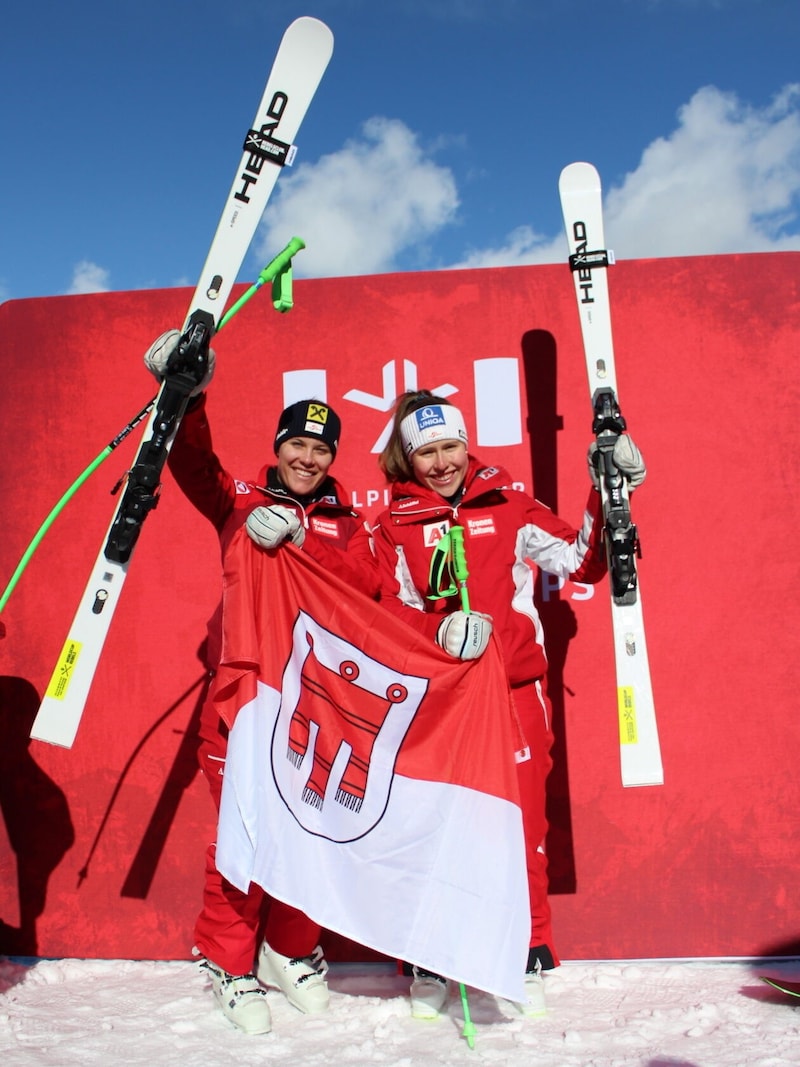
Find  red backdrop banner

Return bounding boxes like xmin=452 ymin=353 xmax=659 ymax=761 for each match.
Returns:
xmin=1 ymin=252 xmax=798 ymax=962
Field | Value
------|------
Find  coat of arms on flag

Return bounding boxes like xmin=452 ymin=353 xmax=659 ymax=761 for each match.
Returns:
xmin=213 ymin=531 xmax=531 ymax=1002
xmin=274 ymin=607 xmax=428 ymax=838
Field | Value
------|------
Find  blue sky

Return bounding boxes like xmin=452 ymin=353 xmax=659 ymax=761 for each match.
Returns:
xmin=1 ymin=0 xmax=798 ymax=301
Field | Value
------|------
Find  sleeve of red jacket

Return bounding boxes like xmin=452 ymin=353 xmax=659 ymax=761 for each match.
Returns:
xmin=522 ymin=489 xmax=608 ymax=584
xmin=302 ymin=519 xmax=381 ymax=601
xmin=167 ymin=393 xmax=236 ymax=532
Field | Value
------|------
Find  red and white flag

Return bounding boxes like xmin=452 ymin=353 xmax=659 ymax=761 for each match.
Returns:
xmin=213 ymin=530 xmax=530 ymax=1002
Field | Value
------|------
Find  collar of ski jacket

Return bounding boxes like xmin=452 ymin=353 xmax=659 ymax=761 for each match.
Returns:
xmin=388 ymin=456 xmax=516 ymax=524
xmin=258 ymin=464 xmax=356 ymax=515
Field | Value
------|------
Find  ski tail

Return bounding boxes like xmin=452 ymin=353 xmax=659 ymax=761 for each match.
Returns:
xmin=30 ymin=18 xmax=333 ymax=749
xmin=558 ymin=161 xmax=663 ymax=787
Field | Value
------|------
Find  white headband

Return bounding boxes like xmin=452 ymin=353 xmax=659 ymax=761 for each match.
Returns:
xmin=399 ymin=404 xmax=469 ymax=457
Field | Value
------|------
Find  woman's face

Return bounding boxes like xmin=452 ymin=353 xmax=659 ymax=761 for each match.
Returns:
xmin=276 ymin=436 xmax=334 ymax=497
xmin=410 ymin=439 xmax=469 ymax=498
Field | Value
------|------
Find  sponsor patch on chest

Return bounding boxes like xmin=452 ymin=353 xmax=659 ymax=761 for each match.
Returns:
xmin=422 ymin=520 xmax=450 ymax=548
xmin=466 ymin=515 xmax=497 ymax=537
xmin=310 ymin=516 xmax=340 ymax=539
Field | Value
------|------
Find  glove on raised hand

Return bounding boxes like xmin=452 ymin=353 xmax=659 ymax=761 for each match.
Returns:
xmin=436 ymin=610 xmax=493 ymax=660
xmin=588 ymin=435 xmax=646 ymax=490
xmin=143 ymin=329 xmax=216 ymax=397
xmin=245 ymin=505 xmax=305 ymax=550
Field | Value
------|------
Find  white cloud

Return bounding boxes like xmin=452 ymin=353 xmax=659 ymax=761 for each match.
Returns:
xmin=448 ymin=225 xmax=563 ymax=270
xmin=456 ymin=83 xmax=800 ymax=268
xmin=67 ymin=261 xmax=111 ymax=295
xmin=605 ymin=83 xmax=800 ymax=258
xmin=256 ymin=117 xmax=459 ymax=277
xmin=259 ymin=83 xmax=800 ymax=278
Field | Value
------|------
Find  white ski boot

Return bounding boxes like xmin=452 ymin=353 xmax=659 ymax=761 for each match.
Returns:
xmin=257 ymin=941 xmax=330 ymax=1014
xmin=410 ymin=966 xmax=449 ymax=1019
xmin=202 ymin=959 xmax=272 ymax=1034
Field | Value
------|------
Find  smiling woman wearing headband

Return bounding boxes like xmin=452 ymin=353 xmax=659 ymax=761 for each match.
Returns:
xmin=373 ymin=388 xmax=645 ymax=1020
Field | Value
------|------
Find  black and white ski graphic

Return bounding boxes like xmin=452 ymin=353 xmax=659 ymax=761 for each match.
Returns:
xmin=559 ymin=161 xmax=663 ymax=787
xmin=31 ymin=17 xmax=333 ymax=748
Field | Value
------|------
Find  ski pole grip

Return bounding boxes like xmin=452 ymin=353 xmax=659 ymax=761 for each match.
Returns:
xmin=450 ymin=525 xmax=471 ymax=613
xmin=450 ymin=526 xmax=468 ymax=581
xmin=258 ymin=236 xmax=306 ymax=284
xmin=217 ymin=237 xmax=306 ymax=329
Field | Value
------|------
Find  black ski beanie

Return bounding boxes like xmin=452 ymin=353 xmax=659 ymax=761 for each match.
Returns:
xmin=273 ymin=400 xmax=341 ymax=458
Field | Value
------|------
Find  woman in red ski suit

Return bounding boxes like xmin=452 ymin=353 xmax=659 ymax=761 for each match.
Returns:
xmin=371 ymin=390 xmax=645 ymax=1017
xmin=145 ymin=329 xmax=378 ymax=1034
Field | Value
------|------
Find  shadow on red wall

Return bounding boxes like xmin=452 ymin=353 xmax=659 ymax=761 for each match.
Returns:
xmin=0 ymin=676 xmax=75 ymax=955
xmin=522 ymin=329 xmax=579 ymax=896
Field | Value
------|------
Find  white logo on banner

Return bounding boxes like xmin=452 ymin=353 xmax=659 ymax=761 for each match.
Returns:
xmin=283 ymin=357 xmax=523 ymax=453
xmin=540 ymin=573 xmax=595 ymax=602
xmin=343 ymin=360 xmax=458 ymax=453
xmin=281 ymin=358 xmax=530 ymax=512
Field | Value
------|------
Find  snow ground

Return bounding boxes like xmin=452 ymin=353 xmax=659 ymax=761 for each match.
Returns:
xmin=1 ymin=957 xmax=799 ymax=1066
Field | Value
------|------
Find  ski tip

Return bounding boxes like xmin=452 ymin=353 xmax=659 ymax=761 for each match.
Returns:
xmin=287 ymin=16 xmax=334 ymax=53
xmin=558 ymin=161 xmax=601 ymax=193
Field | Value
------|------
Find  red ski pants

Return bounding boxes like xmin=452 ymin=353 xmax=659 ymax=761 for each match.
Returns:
xmin=512 ymin=679 xmax=560 ymax=966
xmin=193 ymin=697 xmax=321 ymax=976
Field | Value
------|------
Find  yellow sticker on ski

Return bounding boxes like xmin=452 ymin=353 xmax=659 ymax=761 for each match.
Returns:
xmin=618 ymin=686 xmax=638 ymax=745
xmin=45 ymin=639 xmax=82 ymax=700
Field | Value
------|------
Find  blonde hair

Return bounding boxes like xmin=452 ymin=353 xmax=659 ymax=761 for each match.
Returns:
xmin=379 ymin=390 xmax=455 ymax=482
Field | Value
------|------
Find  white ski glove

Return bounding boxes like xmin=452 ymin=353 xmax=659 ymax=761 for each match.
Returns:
xmin=143 ymin=329 xmax=216 ymax=396
xmin=588 ymin=435 xmax=646 ymax=490
xmin=246 ymin=505 xmax=305 ymax=550
xmin=436 ymin=610 xmax=492 ymax=660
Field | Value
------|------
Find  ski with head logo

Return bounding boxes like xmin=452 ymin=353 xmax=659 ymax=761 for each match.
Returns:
xmin=558 ymin=161 xmax=663 ymax=787
xmin=30 ymin=17 xmax=333 ymax=748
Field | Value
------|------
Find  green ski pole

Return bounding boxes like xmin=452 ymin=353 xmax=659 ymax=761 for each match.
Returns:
xmin=0 ymin=400 xmax=155 ymax=615
xmin=458 ymin=981 xmax=477 ymax=1049
xmin=449 ymin=525 xmax=471 ymax=614
xmin=447 ymin=524 xmax=478 ymax=1048
xmin=0 ymin=237 xmax=304 ymax=617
